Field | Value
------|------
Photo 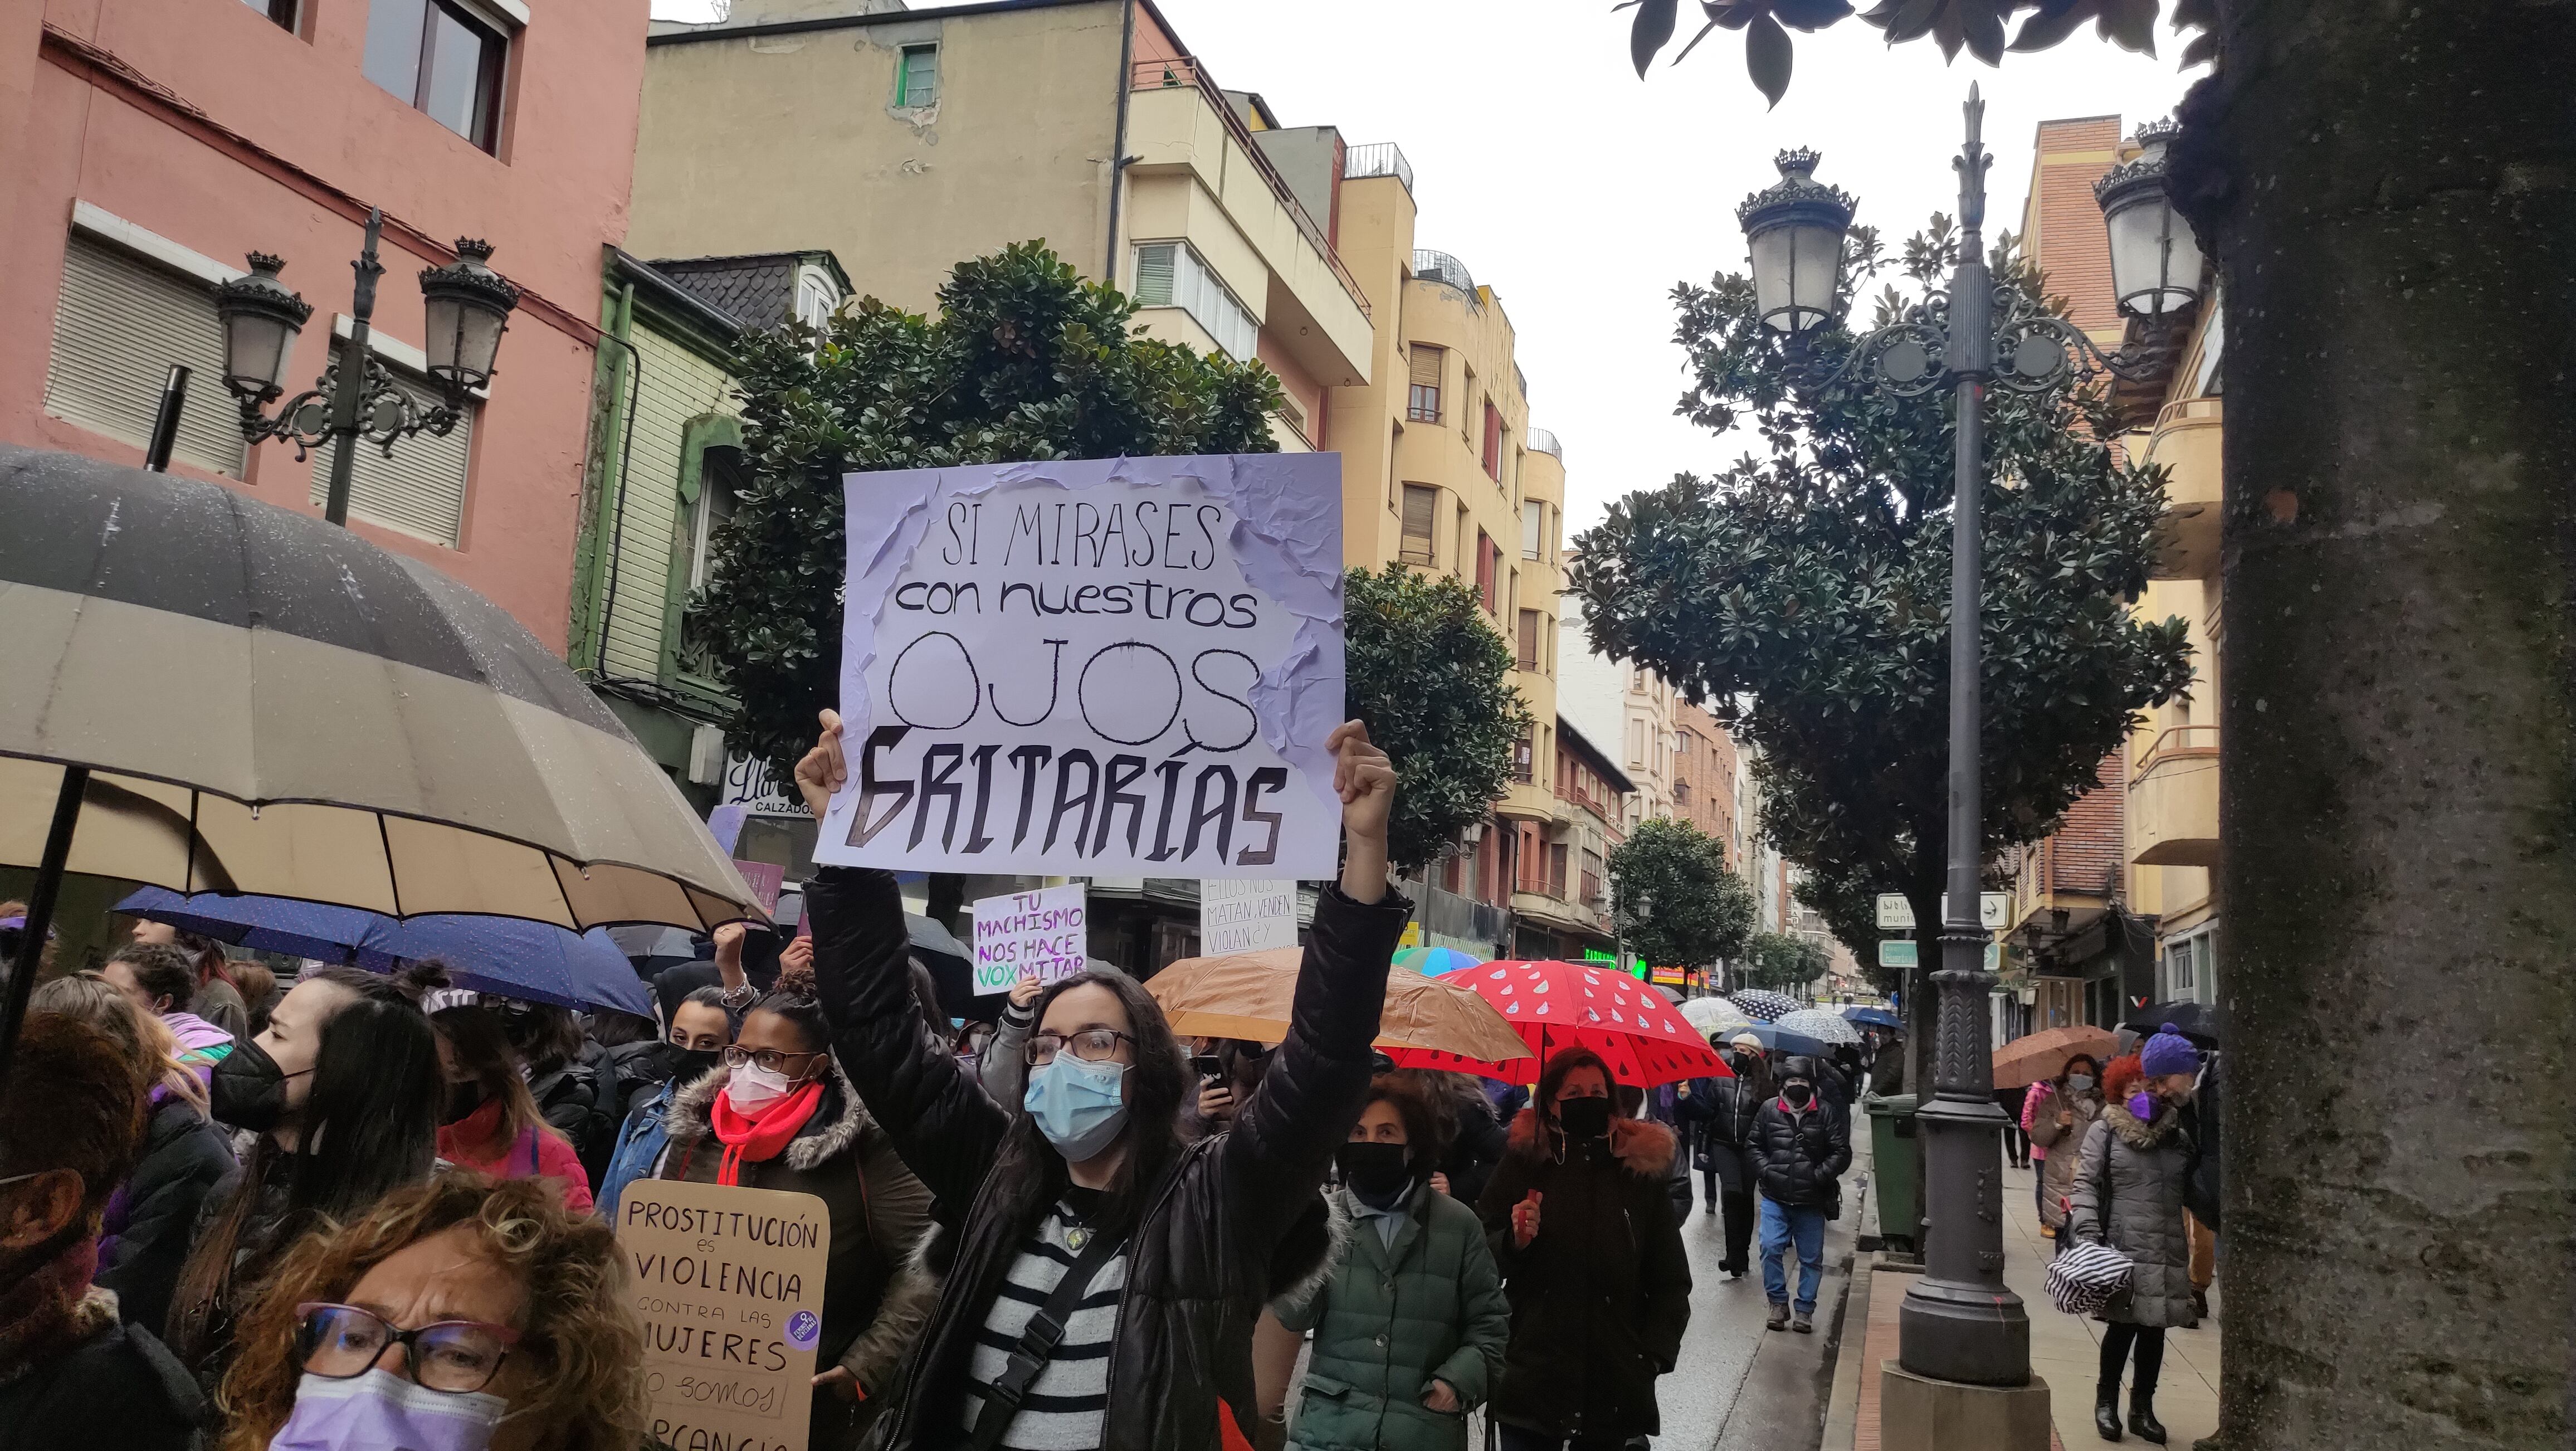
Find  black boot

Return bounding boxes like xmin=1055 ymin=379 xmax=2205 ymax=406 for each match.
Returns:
xmin=2128 ymin=1391 xmax=2166 ymax=1445
xmin=2094 ymin=1385 xmax=2124 ymax=1442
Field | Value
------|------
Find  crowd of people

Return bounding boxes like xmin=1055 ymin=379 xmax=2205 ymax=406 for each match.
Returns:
xmin=0 ymin=708 xmax=2207 ymax=1451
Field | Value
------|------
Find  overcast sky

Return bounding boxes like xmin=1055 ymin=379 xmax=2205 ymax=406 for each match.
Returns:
xmin=650 ymin=1 xmax=2199 ymax=537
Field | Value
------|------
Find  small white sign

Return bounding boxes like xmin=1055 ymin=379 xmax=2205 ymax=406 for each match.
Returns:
xmin=1199 ymin=878 xmax=1297 ymax=955
xmin=970 ymin=885 xmax=1089 ymax=994
xmin=1872 ymin=893 xmax=2011 ymax=931
xmin=1874 ymin=938 xmax=2001 ymax=970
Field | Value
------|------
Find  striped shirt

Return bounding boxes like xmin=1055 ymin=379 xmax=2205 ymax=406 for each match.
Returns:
xmin=960 ymin=1199 xmax=1127 ymax=1451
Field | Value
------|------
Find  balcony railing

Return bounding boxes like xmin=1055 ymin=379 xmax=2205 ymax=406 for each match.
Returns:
xmin=1412 ymin=249 xmax=1477 ymax=299
xmin=2133 ymin=722 xmax=2219 ymax=770
xmin=1130 ymin=56 xmax=1370 ymax=319
xmin=1528 ymin=428 xmax=1562 ymax=460
xmin=2130 ymin=723 xmax=2219 ymax=868
xmin=1342 ymin=141 xmax=1413 ymax=193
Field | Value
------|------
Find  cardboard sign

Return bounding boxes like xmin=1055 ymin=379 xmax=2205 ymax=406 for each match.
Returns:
xmin=815 ymin=455 xmax=1346 ymax=877
xmin=971 ymin=884 xmax=1089 ymax=994
xmin=1199 ymin=878 xmax=1297 ymax=955
xmin=616 ymin=1179 xmax=833 ymax=1451
xmin=731 ymin=860 xmax=787 ymax=917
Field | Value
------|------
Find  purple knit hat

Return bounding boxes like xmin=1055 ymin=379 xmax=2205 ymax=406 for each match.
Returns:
xmin=2138 ymin=1025 xmax=2200 ymax=1078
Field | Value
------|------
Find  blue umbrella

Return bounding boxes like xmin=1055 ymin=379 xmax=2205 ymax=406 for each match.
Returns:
xmin=1731 ymin=1021 xmax=1831 ymax=1058
xmin=118 ymin=888 xmax=650 ymax=1015
xmin=1842 ymin=1005 xmax=1903 ymax=1030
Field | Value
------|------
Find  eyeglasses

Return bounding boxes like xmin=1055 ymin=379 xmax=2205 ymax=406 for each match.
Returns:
xmin=721 ymin=1045 xmax=824 ymax=1074
xmin=294 ymin=1303 xmax=519 ymax=1394
xmin=1023 ymin=1029 xmax=1134 ymax=1067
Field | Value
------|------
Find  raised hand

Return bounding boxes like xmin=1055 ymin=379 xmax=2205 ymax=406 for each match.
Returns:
xmin=1511 ymin=1189 xmax=1543 ymax=1249
xmin=1327 ymin=719 xmax=1394 ymax=904
xmin=793 ymin=708 xmax=847 ymax=822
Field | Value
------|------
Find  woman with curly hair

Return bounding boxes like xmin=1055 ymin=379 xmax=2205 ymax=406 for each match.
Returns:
xmin=216 ymin=1173 xmax=647 ymax=1451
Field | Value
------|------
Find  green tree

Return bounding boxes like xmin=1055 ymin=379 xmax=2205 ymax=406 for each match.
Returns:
xmin=1343 ymin=566 xmax=1530 ymax=873
xmin=692 ymin=241 xmax=1283 ymax=781
xmin=1572 ymin=216 xmax=2191 ymax=996
xmin=1739 ymin=931 xmax=1828 ymax=993
xmin=1607 ymin=817 xmax=1755 ymax=968
xmin=1629 ymin=8 xmax=2575 ymax=1444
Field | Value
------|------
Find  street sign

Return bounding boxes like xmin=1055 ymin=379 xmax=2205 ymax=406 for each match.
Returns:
xmin=1875 ymin=938 xmax=2002 ymax=970
xmin=1873 ymin=893 xmax=2011 ymax=931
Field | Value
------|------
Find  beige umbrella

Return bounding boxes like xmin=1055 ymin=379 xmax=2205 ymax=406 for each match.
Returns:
xmin=1147 ymin=947 xmax=1530 ymax=1063
xmin=0 ymin=446 xmax=764 ymax=1055
xmin=1992 ymin=1024 xmax=2121 ymax=1090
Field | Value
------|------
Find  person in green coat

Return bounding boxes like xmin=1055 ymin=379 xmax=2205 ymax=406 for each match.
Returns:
xmin=1275 ymin=1074 xmax=1510 ymax=1451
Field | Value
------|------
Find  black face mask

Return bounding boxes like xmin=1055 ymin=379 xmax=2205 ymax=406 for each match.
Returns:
xmin=655 ymin=1041 xmax=724 ymax=1083
xmin=1336 ymin=1141 xmax=1413 ymax=1204
xmin=441 ymin=1080 xmax=486 ymax=1127
xmin=1783 ymin=1083 xmax=1816 ymax=1109
xmin=1557 ymin=1095 xmax=1613 ymax=1141
xmin=210 ymin=1035 xmax=301 ymax=1132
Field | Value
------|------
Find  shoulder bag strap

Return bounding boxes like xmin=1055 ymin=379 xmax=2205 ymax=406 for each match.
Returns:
xmin=965 ymin=1226 xmax=1130 ymax=1451
xmin=2091 ymin=1116 xmax=2115 ymax=1244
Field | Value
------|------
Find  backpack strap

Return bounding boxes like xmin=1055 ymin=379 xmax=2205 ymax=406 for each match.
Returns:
xmin=964 ymin=1226 xmax=1128 ymax=1451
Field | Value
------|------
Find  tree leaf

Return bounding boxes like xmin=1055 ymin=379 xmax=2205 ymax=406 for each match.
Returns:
xmin=1774 ymin=0 xmax=1857 ymax=31
xmin=1876 ymin=0 xmax=1944 ymax=42
xmin=1747 ymin=13 xmax=1794 ymax=107
xmin=2006 ymin=0 xmax=2087 ymax=52
xmin=1963 ymin=0 xmax=2007 ymax=62
xmin=2097 ymin=0 xmax=2156 ymax=56
xmin=1931 ymin=0 xmax=1968 ymax=60
xmin=1631 ymin=0 xmax=1681 ymax=77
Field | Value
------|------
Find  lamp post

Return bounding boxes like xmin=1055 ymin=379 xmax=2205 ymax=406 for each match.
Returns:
xmin=214 ymin=208 xmax=520 ymax=527
xmin=1737 ymin=90 xmax=2195 ymax=1397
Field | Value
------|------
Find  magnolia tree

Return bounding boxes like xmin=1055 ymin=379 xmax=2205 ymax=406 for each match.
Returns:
xmin=1607 ymin=816 xmax=1755 ymax=970
xmin=1343 ymin=566 xmax=1530 ymax=873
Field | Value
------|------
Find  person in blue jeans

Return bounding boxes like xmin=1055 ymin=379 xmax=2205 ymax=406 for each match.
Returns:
xmin=1746 ymin=1056 xmax=1851 ymax=1333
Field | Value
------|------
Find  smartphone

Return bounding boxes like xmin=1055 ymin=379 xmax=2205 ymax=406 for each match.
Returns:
xmin=1189 ymin=1054 xmax=1223 ymax=1080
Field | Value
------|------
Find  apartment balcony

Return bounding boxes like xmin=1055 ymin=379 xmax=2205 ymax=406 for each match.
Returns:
xmin=2145 ymin=397 xmax=2222 ymax=580
xmin=1513 ymin=888 xmax=1612 ymax=939
xmin=2130 ymin=724 xmax=2220 ymax=867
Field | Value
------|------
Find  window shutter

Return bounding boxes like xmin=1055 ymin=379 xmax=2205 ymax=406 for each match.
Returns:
xmin=1133 ymin=244 xmax=1177 ymax=305
xmin=1408 ymin=344 xmax=1442 ymax=388
xmin=1518 ymin=609 xmax=1539 ymax=670
xmin=314 ymin=350 xmax=470 ymax=546
xmin=44 ymin=234 xmax=247 ymax=478
xmin=1399 ymin=483 xmax=1436 ymax=559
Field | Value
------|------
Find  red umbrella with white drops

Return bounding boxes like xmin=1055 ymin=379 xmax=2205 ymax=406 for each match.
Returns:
xmin=1386 ymin=960 xmax=1734 ymax=1087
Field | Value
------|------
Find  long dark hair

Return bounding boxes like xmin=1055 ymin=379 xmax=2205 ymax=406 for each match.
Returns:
xmin=432 ymin=1004 xmax=550 ymax=1148
xmin=1022 ymin=969 xmax=1190 ymax=1235
xmin=171 ymin=985 xmax=440 ymax=1361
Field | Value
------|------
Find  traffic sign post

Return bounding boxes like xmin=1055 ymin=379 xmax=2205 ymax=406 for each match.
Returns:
xmin=1875 ymin=892 xmax=2010 ymax=932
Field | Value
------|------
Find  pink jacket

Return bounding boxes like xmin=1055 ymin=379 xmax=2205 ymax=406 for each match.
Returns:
xmin=2021 ymin=1082 xmax=2055 ymax=1160
xmin=438 ymin=1114 xmax=596 ymax=1214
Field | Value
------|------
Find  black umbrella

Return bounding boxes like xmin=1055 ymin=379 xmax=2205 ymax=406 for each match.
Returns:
xmin=2123 ymin=1000 xmax=2221 ymax=1049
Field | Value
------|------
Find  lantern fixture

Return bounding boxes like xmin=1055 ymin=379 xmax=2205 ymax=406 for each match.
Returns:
xmin=2094 ymin=119 xmax=2206 ymax=319
xmin=1736 ymin=148 xmax=1857 ymax=337
xmin=212 ymin=253 xmax=315 ymax=403
xmin=417 ymin=238 xmax=520 ymax=401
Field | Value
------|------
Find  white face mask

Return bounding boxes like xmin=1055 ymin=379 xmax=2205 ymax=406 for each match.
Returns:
xmin=726 ymin=1060 xmax=794 ymax=1113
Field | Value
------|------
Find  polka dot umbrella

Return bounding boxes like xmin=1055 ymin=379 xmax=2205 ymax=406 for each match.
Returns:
xmin=1730 ymin=988 xmax=1804 ymax=1022
xmin=1385 ymin=960 xmax=1734 ymax=1087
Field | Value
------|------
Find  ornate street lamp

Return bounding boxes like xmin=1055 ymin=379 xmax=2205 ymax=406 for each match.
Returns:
xmin=2094 ymin=120 xmax=2204 ymax=319
xmin=1739 ymin=87 xmax=2188 ymax=1399
xmin=1736 ymin=149 xmax=1856 ymax=337
xmin=214 ymin=208 xmax=520 ymax=528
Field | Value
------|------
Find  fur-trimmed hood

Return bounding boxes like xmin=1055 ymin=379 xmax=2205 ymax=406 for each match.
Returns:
xmin=1505 ymin=1108 xmax=1679 ymax=1177
xmin=663 ymin=1055 xmax=874 ymax=1172
xmin=2101 ymin=1094 xmax=2187 ymax=1153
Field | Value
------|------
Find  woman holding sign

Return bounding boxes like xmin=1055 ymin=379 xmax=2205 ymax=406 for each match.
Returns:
xmin=792 ymin=710 xmax=1411 ymax=1451
xmin=654 ymin=962 xmax=940 ymax=1449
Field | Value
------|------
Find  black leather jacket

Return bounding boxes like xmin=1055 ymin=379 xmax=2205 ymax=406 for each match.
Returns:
xmin=805 ymin=866 xmax=1410 ymax=1451
xmin=1745 ymin=1090 xmax=1852 ymax=1209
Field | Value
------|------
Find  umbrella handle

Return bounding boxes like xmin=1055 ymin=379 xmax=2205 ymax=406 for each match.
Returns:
xmin=0 ymin=767 xmax=88 ymax=1087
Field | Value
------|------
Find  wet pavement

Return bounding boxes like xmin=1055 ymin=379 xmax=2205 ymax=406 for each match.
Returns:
xmin=1655 ymin=1165 xmax=1861 ymax=1451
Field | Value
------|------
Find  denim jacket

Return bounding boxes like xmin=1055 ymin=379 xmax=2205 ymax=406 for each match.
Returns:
xmin=594 ymin=1079 xmax=676 ymax=1218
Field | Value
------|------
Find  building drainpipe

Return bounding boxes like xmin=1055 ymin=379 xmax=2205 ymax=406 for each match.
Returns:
xmin=591 ymin=281 xmax=645 ymax=675
xmin=1103 ymin=0 xmax=1136 ymax=283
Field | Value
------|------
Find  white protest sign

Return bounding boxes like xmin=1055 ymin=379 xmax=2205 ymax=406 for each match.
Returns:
xmin=616 ymin=1179 xmax=831 ymax=1451
xmin=814 ymin=455 xmax=1345 ymax=877
xmin=1199 ymin=878 xmax=1298 ymax=955
xmin=972 ymin=884 xmax=1089 ymax=993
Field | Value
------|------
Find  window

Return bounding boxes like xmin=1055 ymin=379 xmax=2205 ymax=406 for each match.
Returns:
xmin=1548 ymin=843 xmax=1569 ymax=898
xmin=1675 ymin=780 xmax=1691 ymax=807
xmin=1475 ymin=530 xmax=1496 ymax=611
xmin=1580 ymin=850 xmax=1606 ymax=906
xmin=685 ymin=448 xmax=742 ymax=593
xmin=2162 ymin=928 xmax=2218 ymax=1005
xmin=313 ymin=344 xmax=472 ymax=546
xmin=1482 ymin=402 xmax=1502 ymax=479
xmin=1406 ymin=344 xmax=1443 ymax=422
xmin=1628 ymin=718 xmax=1646 ymax=767
xmin=1399 ymin=484 xmax=1437 ymax=565
xmin=2193 ymin=295 xmax=2224 ymax=397
xmin=1511 ymin=728 xmax=1534 ymax=783
xmin=1460 ymin=366 xmax=1477 ymax=445
xmin=794 ymin=270 xmax=839 ymax=329
xmin=245 ymin=0 xmax=298 ymax=28
xmin=364 ymin=0 xmax=506 ymax=151
xmin=1130 ymin=241 xmax=1257 ymax=361
xmin=894 ymin=43 xmax=939 ymax=105
xmin=1517 ymin=610 xmax=1541 ymax=671
xmin=43 ymin=232 xmax=247 ymax=478
xmin=1521 ymin=499 xmax=1543 ymax=560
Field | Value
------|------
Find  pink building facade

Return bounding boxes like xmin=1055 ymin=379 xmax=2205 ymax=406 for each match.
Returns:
xmin=0 ymin=0 xmax=650 ymax=650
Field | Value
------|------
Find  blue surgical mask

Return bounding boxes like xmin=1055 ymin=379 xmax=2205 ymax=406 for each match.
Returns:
xmin=267 ymin=1370 xmax=508 ymax=1451
xmin=1023 ymin=1055 xmax=1129 ymax=1161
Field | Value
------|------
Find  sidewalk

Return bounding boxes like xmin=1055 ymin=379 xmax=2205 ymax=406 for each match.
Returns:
xmin=1823 ymin=1158 xmax=2221 ymax=1450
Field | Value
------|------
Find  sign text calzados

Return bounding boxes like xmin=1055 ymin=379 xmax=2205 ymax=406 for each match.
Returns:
xmin=818 ymin=455 xmax=1345 ymax=877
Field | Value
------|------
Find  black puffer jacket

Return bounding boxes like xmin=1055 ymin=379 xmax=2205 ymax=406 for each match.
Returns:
xmin=804 ymin=866 xmax=1411 ymax=1451
xmin=97 ymin=1097 xmax=235 ymax=1337
xmin=1745 ymin=1067 xmax=1850 ymax=1210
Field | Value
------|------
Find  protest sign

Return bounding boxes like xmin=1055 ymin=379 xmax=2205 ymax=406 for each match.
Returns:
xmin=814 ymin=454 xmax=1345 ymax=877
xmin=972 ymin=884 xmax=1088 ymax=994
xmin=1199 ymin=878 xmax=1297 ymax=955
xmin=616 ymin=1180 xmax=832 ymax=1451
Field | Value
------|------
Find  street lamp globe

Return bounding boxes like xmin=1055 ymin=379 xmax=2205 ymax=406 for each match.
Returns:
xmin=1738 ymin=149 xmax=1856 ymax=337
xmin=2094 ymin=120 xmax=2204 ymax=318
xmin=417 ymin=239 xmax=521 ymax=399
xmin=212 ymin=253 xmax=314 ymax=403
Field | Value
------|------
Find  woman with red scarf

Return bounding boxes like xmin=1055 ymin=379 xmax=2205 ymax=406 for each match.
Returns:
xmin=431 ymin=1003 xmax=595 ymax=1213
xmin=656 ymin=966 xmax=937 ymax=1450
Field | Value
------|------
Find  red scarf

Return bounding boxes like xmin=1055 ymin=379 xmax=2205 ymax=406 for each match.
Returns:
xmin=708 ymin=1079 xmax=824 ymax=1186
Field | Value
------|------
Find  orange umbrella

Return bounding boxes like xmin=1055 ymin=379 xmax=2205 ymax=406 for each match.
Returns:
xmin=1146 ymin=948 xmax=1530 ymax=1063
xmin=1992 ymin=1024 xmax=2121 ymax=1090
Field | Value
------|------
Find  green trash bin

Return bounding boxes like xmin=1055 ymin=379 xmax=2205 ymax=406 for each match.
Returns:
xmin=1862 ymin=1093 xmax=1919 ymax=1250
